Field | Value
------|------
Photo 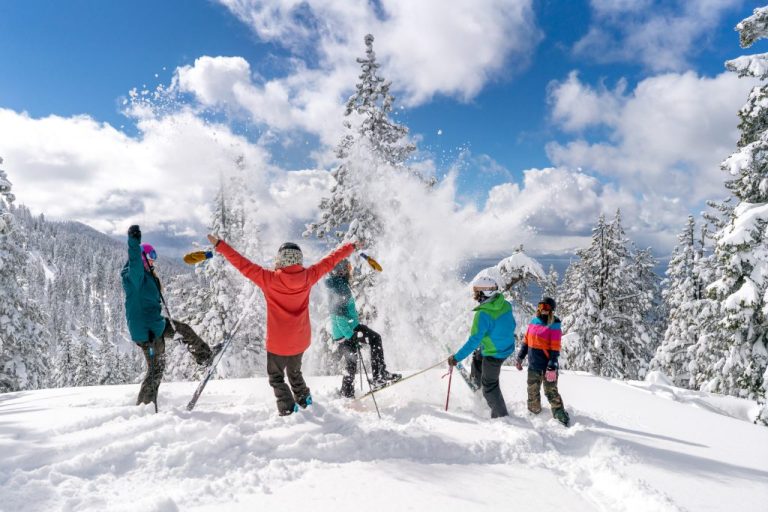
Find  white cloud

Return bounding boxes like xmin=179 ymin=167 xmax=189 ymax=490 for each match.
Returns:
xmin=574 ymin=0 xmax=744 ymax=71
xmin=547 ymin=70 xmax=757 ymax=204
xmin=547 ymin=71 xmax=626 ymax=132
xmin=176 ymin=0 xmax=541 ymax=149
xmin=0 ymin=107 xmax=332 ymax=256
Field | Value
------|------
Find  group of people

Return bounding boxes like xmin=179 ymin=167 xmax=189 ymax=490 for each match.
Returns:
xmin=121 ymin=224 xmax=569 ymax=425
xmin=448 ymin=279 xmax=570 ymax=426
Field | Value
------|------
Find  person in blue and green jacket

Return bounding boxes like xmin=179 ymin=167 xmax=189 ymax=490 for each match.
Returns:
xmin=449 ymin=275 xmax=516 ymax=418
xmin=326 ymin=259 xmax=401 ymax=398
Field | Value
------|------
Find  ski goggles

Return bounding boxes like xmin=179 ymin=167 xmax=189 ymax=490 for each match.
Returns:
xmin=144 ymin=248 xmax=158 ymax=261
xmin=537 ymin=302 xmax=552 ymax=312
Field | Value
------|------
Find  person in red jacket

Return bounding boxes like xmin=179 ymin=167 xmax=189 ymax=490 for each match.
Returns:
xmin=208 ymin=234 xmax=357 ymax=416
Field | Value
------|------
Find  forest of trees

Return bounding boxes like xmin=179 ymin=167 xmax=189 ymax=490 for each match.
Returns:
xmin=1 ymin=18 xmax=767 ymax=425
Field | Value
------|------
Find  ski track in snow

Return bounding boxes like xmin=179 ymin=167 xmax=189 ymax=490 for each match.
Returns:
xmin=0 ymin=371 xmax=765 ymax=512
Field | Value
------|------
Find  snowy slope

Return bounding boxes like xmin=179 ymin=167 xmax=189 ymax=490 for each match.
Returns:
xmin=1 ymin=369 xmax=766 ymax=512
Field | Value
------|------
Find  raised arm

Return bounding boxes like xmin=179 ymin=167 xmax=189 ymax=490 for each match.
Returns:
xmin=214 ymin=239 xmax=270 ymax=288
xmin=307 ymin=243 xmax=356 ymax=285
xmin=122 ymin=226 xmax=144 ymax=289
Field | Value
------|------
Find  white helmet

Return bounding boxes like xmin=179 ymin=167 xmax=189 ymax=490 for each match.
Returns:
xmin=471 ymin=275 xmax=498 ymax=298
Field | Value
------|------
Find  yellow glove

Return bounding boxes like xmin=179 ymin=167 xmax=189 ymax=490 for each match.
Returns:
xmin=183 ymin=250 xmax=213 ymax=265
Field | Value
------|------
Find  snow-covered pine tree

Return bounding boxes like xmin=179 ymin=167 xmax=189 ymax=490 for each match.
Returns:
xmin=652 ymin=217 xmax=702 ymax=387
xmin=560 ymin=211 xmax=660 ymax=379
xmin=218 ymin=161 xmax=266 ymax=377
xmin=706 ymin=5 xmax=768 ymax=425
xmin=543 ymin=264 xmax=560 ymax=302
xmin=168 ymin=165 xmax=267 ymax=380
xmin=51 ymin=329 xmax=76 ymax=388
xmin=305 ymin=34 xmax=417 ymax=247
xmin=560 ymin=252 xmax=601 ymax=372
xmin=687 ymin=220 xmax=729 ymax=392
xmin=303 ymin=34 xmax=426 ymax=372
xmin=0 ymin=158 xmax=48 ymax=391
xmin=73 ymin=339 xmax=95 ymax=387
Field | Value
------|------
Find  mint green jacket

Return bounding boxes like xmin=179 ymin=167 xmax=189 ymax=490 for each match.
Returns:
xmin=326 ymin=275 xmax=359 ymax=340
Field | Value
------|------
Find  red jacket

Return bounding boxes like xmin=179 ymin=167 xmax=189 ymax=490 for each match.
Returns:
xmin=216 ymin=241 xmax=355 ymax=356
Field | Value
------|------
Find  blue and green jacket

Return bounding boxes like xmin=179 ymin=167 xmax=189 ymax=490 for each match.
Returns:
xmin=326 ymin=275 xmax=359 ymax=340
xmin=454 ymin=293 xmax=516 ymax=361
xmin=121 ymin=236 xmax=167 ymax=343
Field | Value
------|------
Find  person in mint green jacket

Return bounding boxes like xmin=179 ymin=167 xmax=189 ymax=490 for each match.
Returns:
xmin=449 ymin=275 xmax=516 ymax=418
xmin=326 ymin=259 xmax=400 ymax=397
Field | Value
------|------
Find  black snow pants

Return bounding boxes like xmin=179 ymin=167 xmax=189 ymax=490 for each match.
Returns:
xmin=136 ymin=318 xmax=212 ymax=406
xmin=338 ymin=324 xmax=388 ymax=398
xmin=267 ymin=351 xmax=311 ymax=414
xmin=470 ymin=349 xmax=509 ymax=418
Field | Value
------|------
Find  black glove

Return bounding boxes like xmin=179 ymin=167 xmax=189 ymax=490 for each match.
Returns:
xmin=447 ymin=355 xmax=458 ymax=367
xmin=547 ymin=361 xmax=558 ymax=371
xmin=128 ymin=225 xmax=141 ymax=240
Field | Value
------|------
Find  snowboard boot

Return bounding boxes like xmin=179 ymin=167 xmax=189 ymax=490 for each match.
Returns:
xmin=279 ymin=403 xmax=299 ymax=416
xmin=373 ymin=370 xmax=402 ymax=388
xmin=297 ymin=393 xmax=313 ymax=409
xmin=553 ymin=408 xmax=570 ymax=427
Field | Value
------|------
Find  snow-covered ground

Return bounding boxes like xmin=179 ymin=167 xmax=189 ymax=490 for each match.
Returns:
xmin=1 ymin=368 xmax=766 ymax=512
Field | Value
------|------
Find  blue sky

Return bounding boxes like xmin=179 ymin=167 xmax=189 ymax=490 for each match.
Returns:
xmin=0 ymin=0 xmax=762 ymax=258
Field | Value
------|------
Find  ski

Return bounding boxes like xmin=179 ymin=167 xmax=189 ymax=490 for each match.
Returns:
xmin=354 ymin=358 xmax=447 ymax=400
xmin=186 ymin=338 xmax=233 ymax=411
xmin=444 ymin=344 xmax=480 ymax=392
xmin=186 ymin=289 xmax=259 ymax=411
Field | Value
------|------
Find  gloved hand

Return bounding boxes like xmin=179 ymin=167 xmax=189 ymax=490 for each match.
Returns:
xmin=447 ymin=355 xmax=458 ymax=367
xmin=128 ymin=225 xmax=141 ymax=240
xmin=515 ymin=358 xmax=523 ymax=371
xmin=545 ymin=368 xmax=558 ymax=382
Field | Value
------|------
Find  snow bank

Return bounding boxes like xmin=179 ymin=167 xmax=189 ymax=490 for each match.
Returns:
xmin=1 ymin=370 xmax=767 ymax=512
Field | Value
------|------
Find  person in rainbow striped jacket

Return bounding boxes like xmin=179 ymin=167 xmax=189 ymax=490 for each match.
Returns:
xmin=515 ymin=297 xmax=570 ymax=427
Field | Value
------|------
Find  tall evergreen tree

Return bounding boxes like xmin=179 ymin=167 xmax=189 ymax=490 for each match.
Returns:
xmin=560 ymin=211 xmax=660 ymax=380
xmin=707 ymin=5 xmax=768 ymax=425
xmin=305 ymin=33 xmax=418 ymax=247
xmin=0 ymin=158 xmax=48 ymax=391
xmin=652 ymin=217 xmax=701 ymax=386
xmin=73 ymin=339 xmax=95 ymax=387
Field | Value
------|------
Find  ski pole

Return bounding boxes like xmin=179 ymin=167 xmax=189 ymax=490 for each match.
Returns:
xmin=444 ymin=365 xmax=453 ymax=411
xmin=357 ymin=343 xmax=381 ymax=419
xmin=147 ymin=260 xmax=180 ymax=335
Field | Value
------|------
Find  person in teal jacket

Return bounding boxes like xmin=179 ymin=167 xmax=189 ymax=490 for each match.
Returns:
xmin=122 ymin=225 xmax=218 ymax=407
xmin=326 ymin=259 xmax=400 ymax=398
xmin=449 ymin=275 xmax=516 ymax=418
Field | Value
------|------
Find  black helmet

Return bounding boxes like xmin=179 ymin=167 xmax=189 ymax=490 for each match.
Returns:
xmin=539 ymin=297 xmax=556 ymax=311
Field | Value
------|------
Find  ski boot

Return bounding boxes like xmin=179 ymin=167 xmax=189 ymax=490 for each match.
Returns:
xmin=202 ymin=342 xmax=225 ymax=366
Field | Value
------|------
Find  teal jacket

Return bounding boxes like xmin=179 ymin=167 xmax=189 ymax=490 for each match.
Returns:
xmin=454 ymin=293 xmax=516 ymax=361
xmin=121 ymin=236 xmax=167 ymax=343
xmin=326 ymin=275 xmax=359 ymax=340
